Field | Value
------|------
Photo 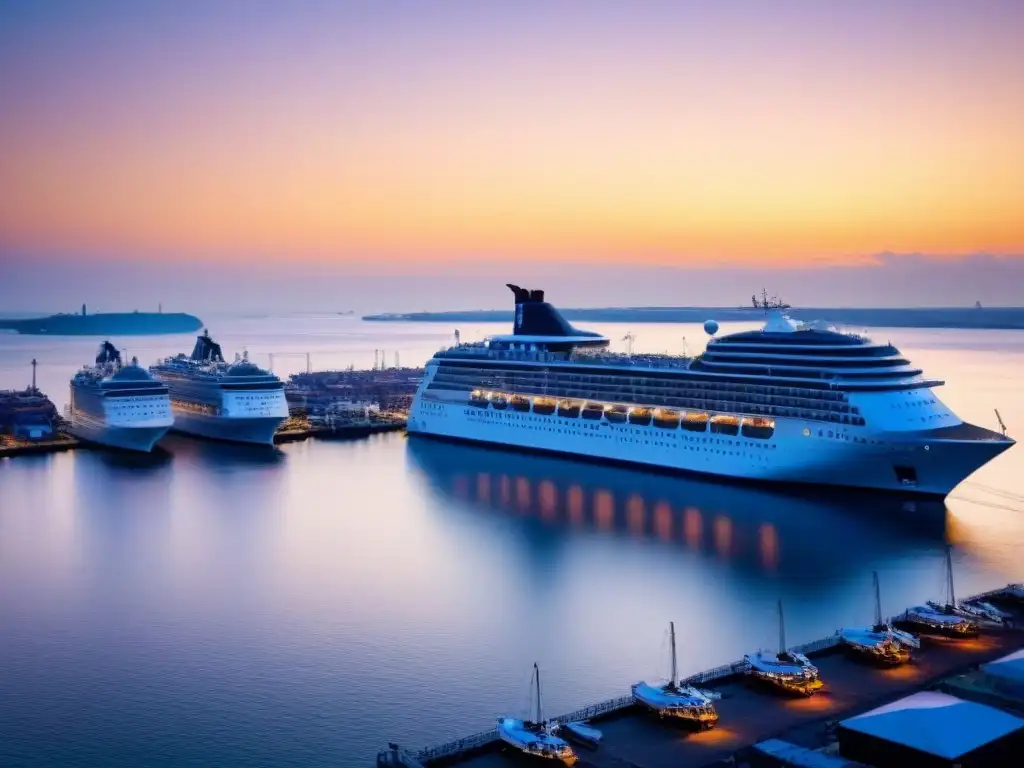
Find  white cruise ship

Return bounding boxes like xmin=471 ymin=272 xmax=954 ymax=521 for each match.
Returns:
xmin=407 ymin=285 xmax=1014 ymax=496
xmin=150 ymin=330 xmax=288 ymax=445
xmin=67 ymin=341 xmax=173 ymax=452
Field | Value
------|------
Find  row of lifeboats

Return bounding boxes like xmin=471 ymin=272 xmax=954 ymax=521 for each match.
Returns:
xmin=468 ymin=390 xmax=776 ymax=436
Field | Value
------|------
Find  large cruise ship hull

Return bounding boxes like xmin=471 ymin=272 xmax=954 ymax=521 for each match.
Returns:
xmin=67 ymin=414 xmax=171 ymax=453
xmin=407 ymin=398 xmax=1011 ymax=497
xmin=171 ymin=410 xmax=283 ymax=446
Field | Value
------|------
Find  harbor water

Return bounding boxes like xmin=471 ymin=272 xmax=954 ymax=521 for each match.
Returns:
xmin=1 ymin=315 xmax=1023 ymax=767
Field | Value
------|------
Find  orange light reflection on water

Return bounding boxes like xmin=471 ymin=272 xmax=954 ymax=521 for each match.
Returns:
xmin=684 ymin=506 xmax=702 ymax=549
xmin=567 ymin=485 xmax=584 ymax=526
xmin=654 ymin=501 xmax=672 ymax=542
xmin=714 ymin=515 xmax=732 ymax=558
xmin=538 ymin=480 xmax=557 ymax=522
xmin=627 ymin=494 xmax=646 ymax=536
xmin=594 ymin=490 xmax=614 ymax=531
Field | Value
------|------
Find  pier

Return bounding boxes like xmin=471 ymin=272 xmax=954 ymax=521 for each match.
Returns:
xmin=378 ymin=585 xmax=1024 ymax=768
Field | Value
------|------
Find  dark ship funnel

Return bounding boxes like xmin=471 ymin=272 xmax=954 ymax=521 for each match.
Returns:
xmin=95 ymin=341 xmax=122 ymax=367
xmin=191 ymin=330 xmax=225 ymax=363
xmin=506 ymin=284 xmax=601 ymax=338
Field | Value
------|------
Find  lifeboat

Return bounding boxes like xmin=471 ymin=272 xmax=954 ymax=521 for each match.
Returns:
xmin=653 ymin=409 xmax=680 ymax=429
xmin=580 ymin=402 xmax=604 ymax=420
xmin=604 ymin=405 xmax=628 ymax=424
xmin=533 ymin=397 xmax=557 ymax=416
xmin=628 ymin=407 xmax=652 ymax=426
xmin=510 ymin=395 xmax=531 ymax=413
xmin=490 ymin=393 xmax=508 ymax=410
xmin=680 ymin=412 xmax=709 ymax=432
xmin=557 ymin=399 xmax=582 ymax=418
xmin=469 ymin=390 xmax=489 ymax=408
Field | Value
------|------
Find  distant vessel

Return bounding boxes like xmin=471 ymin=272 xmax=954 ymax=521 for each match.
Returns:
xmin=632 ymin=621 xmax=719 ymax=728
xmin=407 ymin=284 xmax=1014 ymax=496
xmin=0 ymin=387 xmax=57 ymax=441
xmin=496 ymin=663 xmax=577 ymax=765
xmin=0 ymin=304 xmax=203 ymax=336
xmin=744 ymin=289 xmax=791 ymax=310
xmin=67 ymin=342 xmax=173 ymax=452
xmin=150 ymin=330 xmax=288 ymax=445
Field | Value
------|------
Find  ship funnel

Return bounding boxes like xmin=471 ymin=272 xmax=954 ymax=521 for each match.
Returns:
xmin=506 ymin=284 xmax=601 ymax=339
xmin=191 ymin=330 xmax=225 ymax=363
xmin=95 ymin=340 xmax=122 ymax=367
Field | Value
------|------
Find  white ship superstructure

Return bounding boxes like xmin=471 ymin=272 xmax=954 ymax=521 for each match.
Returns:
xmin=67 ymin=341 xmax=173 ymax=452
xmin=407 ymin=285 xmax=1014 ymax=496
xmin=150 ymin=330 xmax=288 ymax=446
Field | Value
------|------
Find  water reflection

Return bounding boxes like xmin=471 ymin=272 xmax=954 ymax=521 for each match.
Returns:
xmin=407 ymin=438 xmax=950 ymax=581
xmin=158 ymin=433 xmax=286 ymax=468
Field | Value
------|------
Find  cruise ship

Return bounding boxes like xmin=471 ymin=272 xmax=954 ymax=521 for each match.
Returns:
xmin=407 ymin=285 xmax=1014 ymax=496
xmin=67 ymin=341 xmax=173 ymax=452
xmin=150 ymin=331 xmax=288 ymax=445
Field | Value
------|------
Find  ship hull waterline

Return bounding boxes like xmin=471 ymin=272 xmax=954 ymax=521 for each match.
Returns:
xmin=407 ymin=402 xmax=1010 ymax=497
xmin=67 ymin=418 xmax=171 ymax=453
xmin=170 ymin=411 xmax=284 ymax=446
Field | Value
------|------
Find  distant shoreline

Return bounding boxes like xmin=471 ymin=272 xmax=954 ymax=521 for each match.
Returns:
xmin=363 ymin=306 xmax=1024 ymax=330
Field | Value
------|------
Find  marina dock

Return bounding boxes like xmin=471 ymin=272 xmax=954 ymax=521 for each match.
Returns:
xmin=379 ymin=585 xmax=1024 ymax=768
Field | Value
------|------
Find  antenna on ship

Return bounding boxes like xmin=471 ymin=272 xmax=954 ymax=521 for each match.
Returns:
xmin=306 ymin=352 xmax=312 ymax=374
xmin=991 ymin=411 xmax=1007 ymax=436
xmin=622 ymin=332 xmax=635 ymax=356
xmin=30 ymin=358 xmax=37 ymax=392
xmin=669 ymin=621 xmax=679 ymax=689
xmin=873 ymin=570 xmax=882 ymax=627
xmin=454 ymin=329 xmax=461 ymax=346
xmin=778 ymin=599 xmax=786 ymax=655
xmin=268 ymin=353 xmax=275 ymax=372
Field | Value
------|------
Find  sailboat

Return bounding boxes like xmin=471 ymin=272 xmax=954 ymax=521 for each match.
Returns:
xmin=837 ymin=572 xmax=918 ymax=666
xmin=895 ymin=547 xmax=979 ymax=637
xmin=631 ymin=622 xmax=719 ymax=730
xmin=497 ymin=664 xmax=578 ymax=765
xmin=744 ymin=601 xmax=824 ymax=696
xmin=924 ymin=547 xmax=1010 ymax=624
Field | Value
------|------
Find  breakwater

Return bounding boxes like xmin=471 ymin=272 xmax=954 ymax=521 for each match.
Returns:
xmin=364 ymin=306 xmax=1024 ymax=330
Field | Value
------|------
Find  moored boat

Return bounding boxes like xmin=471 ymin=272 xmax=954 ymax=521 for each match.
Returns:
xmin=894 ymin=546 xmax=979 ymax=637
xmin=745 ymin=601 xmax=824 ymax=695
xmin=632 ymin=622 xmax=719 ymax=729
xmin=497 ymin=664 xmax=577 ymax=765
xmin=556 ymin=721 xmax=602 ymax=748
xmin=837 ymin=572 xmax=918 ymax=666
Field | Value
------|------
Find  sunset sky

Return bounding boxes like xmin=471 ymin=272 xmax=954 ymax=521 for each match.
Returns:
xmin=1 ymin=1 xmax=1022 ymax=310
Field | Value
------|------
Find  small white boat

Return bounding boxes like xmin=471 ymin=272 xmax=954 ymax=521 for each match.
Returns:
xmin=497 ymin=664 xmax=577 ymax=765
xmin=895 ymin=547 xmax=979 ymax=637
xmin=924 ymin=546 xmax=1006 ymax=625
xmin=895 ymin=605 xmax=978 ymax=637
xmin=745 ymin=601 xmax=824 ymax=695
xmin=632 ymin=621 xmax=719 ymax=729
xmin=838 ymin=572 xmax=917 ymax=665
xmin=557 ymin=721 xmax=602 ymax=747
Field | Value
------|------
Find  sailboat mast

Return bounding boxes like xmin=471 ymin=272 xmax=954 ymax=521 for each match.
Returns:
xmin=873 ymin=571 xmax=882 ymax=626
xmin=534 ymin=663 xmax=542 ymax=723
xmin=669 ymin=621 xmax=678 ymax=687
xmin=778 ymin=600 xmax=786 ymax=654
xmin=946 ymin=545 xmax=956 ymax=607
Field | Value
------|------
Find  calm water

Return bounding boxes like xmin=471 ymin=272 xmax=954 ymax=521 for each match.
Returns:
xmin=2 ymin=316 xmax=1023 ymax=767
